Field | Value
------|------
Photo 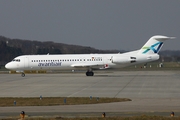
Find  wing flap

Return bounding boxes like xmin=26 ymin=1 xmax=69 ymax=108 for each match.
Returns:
xmin=71 ymin=63 xmax=103 ymax=68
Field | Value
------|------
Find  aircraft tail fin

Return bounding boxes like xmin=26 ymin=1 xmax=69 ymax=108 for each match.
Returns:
xmin=138 ymin=35 xmax=175 ymax=54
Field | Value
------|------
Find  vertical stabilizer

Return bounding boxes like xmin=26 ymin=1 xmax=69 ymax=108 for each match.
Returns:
xmin=138 ymin=35 xmax=175 ymax=54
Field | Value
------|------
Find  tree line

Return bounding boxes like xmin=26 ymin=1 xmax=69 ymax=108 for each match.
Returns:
xmin=0 ymin=36 xmax=119 ymax=65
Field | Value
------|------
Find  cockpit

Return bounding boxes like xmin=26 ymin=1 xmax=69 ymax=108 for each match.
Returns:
xmin=12 ymin=59 xmax=21 ymax=62
xmin=5 ymin=56 xmax=26 ymax=77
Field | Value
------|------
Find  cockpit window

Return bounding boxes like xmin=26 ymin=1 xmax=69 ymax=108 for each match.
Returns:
xmin=12 ymin=59 xmax=20 ymax=62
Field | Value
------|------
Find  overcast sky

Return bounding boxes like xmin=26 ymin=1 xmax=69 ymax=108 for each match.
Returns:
xmin=0 ymin=0 xmax=179 ymax=51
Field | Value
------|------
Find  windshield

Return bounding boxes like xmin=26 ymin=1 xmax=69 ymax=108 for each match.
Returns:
xmin=12 ymin=59 xmax=20 ymax=62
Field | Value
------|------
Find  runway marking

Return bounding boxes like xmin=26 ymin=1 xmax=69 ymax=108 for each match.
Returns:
xmin=138 ymin=83 xmax=145 ymax=95
xmin=67 ymin=79 xmax=103 ymax=97
xmin=1 ymin=71 xmax=180 ymax=99
xmin=114 ymin=72 xmax=140 ymax=98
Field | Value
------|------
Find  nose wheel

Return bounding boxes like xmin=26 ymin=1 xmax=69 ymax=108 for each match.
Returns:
xmin=21 ymin=73 xmax=25 ymax=77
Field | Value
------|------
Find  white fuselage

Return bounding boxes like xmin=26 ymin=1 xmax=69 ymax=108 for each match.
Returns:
xmin=5 ymin=35 xmax=173 ymax=76
xmin=5 ymin=53 xmax=159 ymax=72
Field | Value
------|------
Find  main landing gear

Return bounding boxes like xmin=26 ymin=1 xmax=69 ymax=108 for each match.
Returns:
xmin=86 ymin=70 xmax=94 ymax=76
xmin=21 ymin=72 xmax=25 ymax=77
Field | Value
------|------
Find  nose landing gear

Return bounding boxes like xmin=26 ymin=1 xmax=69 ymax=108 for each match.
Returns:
xmin=21 ymin=73 xmax=25 ymax=77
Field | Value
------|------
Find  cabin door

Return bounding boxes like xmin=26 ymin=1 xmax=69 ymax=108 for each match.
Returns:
xmin=24 ymin=57 xmax=29 ymax=69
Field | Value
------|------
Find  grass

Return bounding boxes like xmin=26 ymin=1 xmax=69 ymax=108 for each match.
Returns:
xmin=1 ymin=115 xmax=180 ymax=120
xmin=35 ymin=116 xmax=180 ymax=120
xmin=1 ymin=62 xmax=179 ymax=120
xmin=0 ymin=97 xmax=131 ymax=106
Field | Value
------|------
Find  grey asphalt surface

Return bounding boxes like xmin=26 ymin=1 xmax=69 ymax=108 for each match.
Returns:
xmin=0 ymin=71 xmax=180 ymax=118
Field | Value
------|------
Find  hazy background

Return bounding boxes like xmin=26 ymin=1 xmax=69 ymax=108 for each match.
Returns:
xmin=0 ymin=0 xmax=179 ymax=51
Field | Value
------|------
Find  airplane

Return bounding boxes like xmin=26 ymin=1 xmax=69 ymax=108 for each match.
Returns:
xmin=5 ymin=35 xmax=175 ymax=77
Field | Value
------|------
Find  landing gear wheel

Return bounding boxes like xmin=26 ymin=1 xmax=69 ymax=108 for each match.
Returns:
xmin=21 ymin=73 xmax=25 ymax=77
xmin=86 ymin=71 xmax=94 ymax=76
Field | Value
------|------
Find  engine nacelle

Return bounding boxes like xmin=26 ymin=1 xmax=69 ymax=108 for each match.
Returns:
xmin=112 ymin=54 xmax=159 ymax=64
xmin=136 ymin=54 xmax=159 ymax=62
xmin=112 ymin=56 xmax=136 ymax=64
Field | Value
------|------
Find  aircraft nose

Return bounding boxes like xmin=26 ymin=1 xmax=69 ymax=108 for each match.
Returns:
xmin=5 ymin=63 xmax=11 ymax=70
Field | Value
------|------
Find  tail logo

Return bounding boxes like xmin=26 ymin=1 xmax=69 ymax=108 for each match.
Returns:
xmin=142 ymin=42 xmax=163 ymax=54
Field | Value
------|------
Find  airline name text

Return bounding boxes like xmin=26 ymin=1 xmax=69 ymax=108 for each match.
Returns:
xmin=38 ymin=62 xmax=61 ymax=67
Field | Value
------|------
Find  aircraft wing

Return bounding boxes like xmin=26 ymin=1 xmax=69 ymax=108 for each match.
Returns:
xmin=71 ymin=63 xmax=104 ymax=68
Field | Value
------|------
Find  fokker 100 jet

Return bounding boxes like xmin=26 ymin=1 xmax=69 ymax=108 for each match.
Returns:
xmin=5 ymin=35 xmax=174 ymax=77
